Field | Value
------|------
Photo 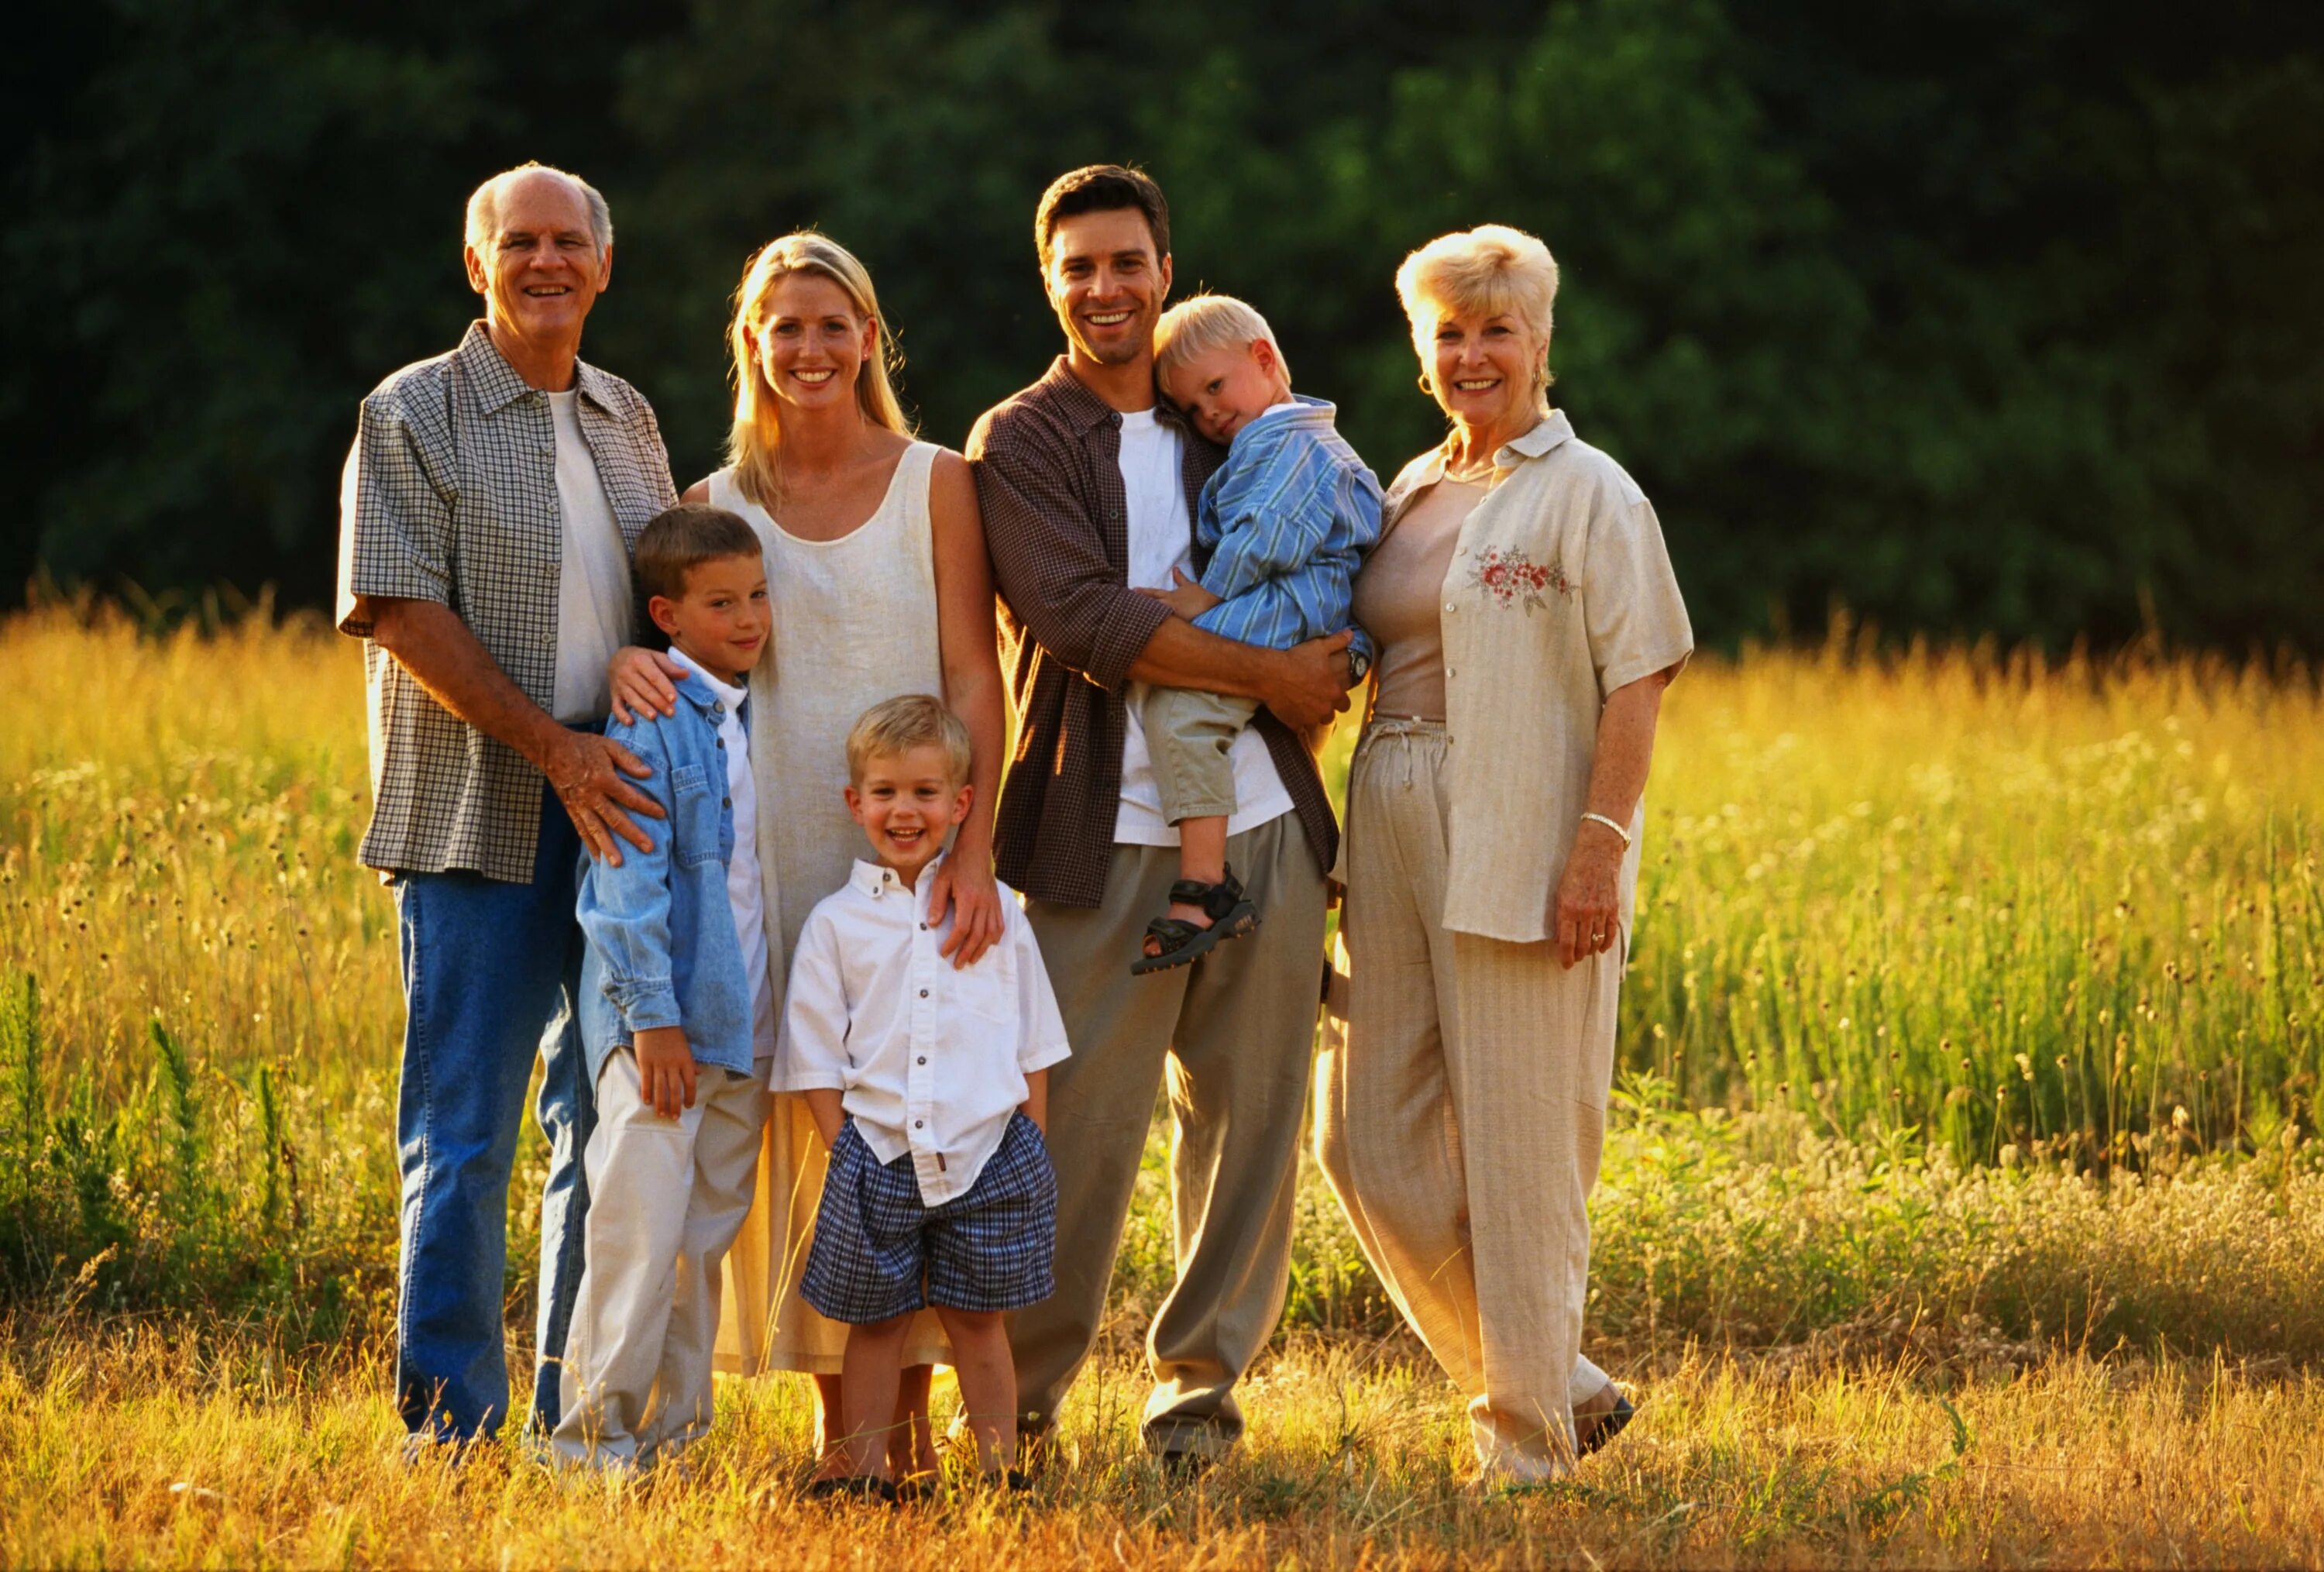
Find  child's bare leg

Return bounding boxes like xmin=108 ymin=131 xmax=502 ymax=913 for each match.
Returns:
xmin=1170 ymin=814 xmax=1229 ymax=928
xmin=934 ymin=1308 xmax=1016 ymax=1474
xmin=813 ymin=1371 xmax=842 ymax=1458
xmin=892 ymin=1364 xmax=938 ymax=1479
xmin=830 ymin=1316 xmax=913 ymax=1481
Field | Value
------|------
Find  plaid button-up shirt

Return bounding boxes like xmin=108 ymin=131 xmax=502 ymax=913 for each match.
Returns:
xmin=968 ymin=357 xmax=1339 ymax=908
xmin=335 ymin=321 xmax=677 ymax=884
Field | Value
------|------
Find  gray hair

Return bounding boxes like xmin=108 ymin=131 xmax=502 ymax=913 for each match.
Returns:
xmin=464 ymin=162 xmax=613 ymax=257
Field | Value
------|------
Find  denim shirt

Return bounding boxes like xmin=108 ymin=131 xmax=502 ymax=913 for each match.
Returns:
xmin=1190 ymin=395 xmax=1383 ymax=658
xmin=576 ymin=671 xmax=758 ymax=1082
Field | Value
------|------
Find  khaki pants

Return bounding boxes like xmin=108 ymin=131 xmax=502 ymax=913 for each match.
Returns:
xmin=1314 ymin=722 xmax=1620 ymax=1481
xmin=1139 ymin=686 xmax=1260 ymax=824
xmin=1011 ymin=811 xmax=1326 ymax=1455
xmin=554 ymin=1050 xmax=768 ymax=1469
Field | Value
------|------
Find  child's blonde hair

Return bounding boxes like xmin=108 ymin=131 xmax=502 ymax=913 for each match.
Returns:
xmin=845 ymin=694 xmax=971 ymax=787
xmin=1153 ymin=292 xmax=1292 ymax=386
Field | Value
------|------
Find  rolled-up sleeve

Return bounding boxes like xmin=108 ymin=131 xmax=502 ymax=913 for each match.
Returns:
xmin=771 ymin=912 xmax=852 ymax=1093
xmin=1583 ymin=487 xmax=1693 ymax=697
xmin=971 ymin=416 xmax=1169 ymax=694
xmin=336 ymin=396 xmax=454 ymax=638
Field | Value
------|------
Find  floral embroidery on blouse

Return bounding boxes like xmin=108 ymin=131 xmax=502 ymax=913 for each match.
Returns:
xmin=1469 ymin=547 xmax=1573 ymax=611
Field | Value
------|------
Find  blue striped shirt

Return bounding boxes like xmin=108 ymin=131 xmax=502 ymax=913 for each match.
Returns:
xmin=1190 ymin=396 xmax=1383 ymax=655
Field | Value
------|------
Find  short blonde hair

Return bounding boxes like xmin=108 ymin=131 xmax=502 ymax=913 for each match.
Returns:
xmin=727 ymin=232 xmax=913 ymax=512
xmin=845 ymin=694 xmax=971 ymax=787
xmin=1396 ymin=225 xmax=1560 ymax=407
xmin=1153 ymin=293 xmax=1291 ymax=386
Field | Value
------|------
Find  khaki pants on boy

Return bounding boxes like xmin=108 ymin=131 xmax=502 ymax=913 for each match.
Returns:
xmin=1140 ymin=686 xmax=1260 ymax=825
xmin=1313 ymin=721 xmax=1618 ymax=1481
xmin=554 ymin=1050 xmax=769 ymax=1469
xmin=1010 ymin=812 xmax=1326 ymax=1457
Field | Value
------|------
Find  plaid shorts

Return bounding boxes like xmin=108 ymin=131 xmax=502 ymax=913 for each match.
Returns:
xmin=801 ymin=1113 xmax=1058 ymax=1323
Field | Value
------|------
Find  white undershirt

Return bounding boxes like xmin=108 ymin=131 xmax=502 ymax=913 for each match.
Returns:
xmin=1112 ymin=408 xmax=1293 ymax=846
xmin=669 ymin=646 xmax=776 ymax=1059
xmin=548 ymin=390 xmax=634 ymax=724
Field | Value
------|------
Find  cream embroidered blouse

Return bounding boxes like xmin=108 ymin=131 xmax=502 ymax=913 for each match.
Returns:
xmin=1373 ymin=410 xmax=1693 ymax=944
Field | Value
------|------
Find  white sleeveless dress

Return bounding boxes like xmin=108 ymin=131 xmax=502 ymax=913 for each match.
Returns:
xmin=713 ymin=440 xmax=953 ymax=1376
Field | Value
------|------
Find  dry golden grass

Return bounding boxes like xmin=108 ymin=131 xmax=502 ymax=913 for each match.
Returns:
xmin=7 ymin=604 xmax=2324 ymax=1565
xmin=4 ymin=1328 xmax=2319 ymax=1568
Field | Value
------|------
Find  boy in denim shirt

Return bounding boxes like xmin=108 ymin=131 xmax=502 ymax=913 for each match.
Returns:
xmin=1132 ymin=293 xmax=1382 ymax=975
xmin=555 ymin=504 xmax=775 ymax=1471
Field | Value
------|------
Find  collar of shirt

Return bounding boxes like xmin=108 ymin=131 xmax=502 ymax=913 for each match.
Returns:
xmin=1384 ymin=409 xmax=1577 ymax=532
xmin=455 ymin=319 xmax=626 ymax=421
xmin=666 ymin=645 xmax=750 ymax=723
xmin=847 ymin=851 xmax=947 ymax=911
xmin=1035 ymin=354 xmax=1200 ymax=440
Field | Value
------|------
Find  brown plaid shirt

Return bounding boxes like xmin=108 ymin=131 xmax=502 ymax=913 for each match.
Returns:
xmin=335 ymin=321 xmax=677 ymax=883
xmin=968 ymin=356 xmax=1338 ymax=908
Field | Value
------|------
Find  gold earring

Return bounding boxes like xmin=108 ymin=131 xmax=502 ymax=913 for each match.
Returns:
xmin=1418 ymin=370 xmax=1435 ymax=395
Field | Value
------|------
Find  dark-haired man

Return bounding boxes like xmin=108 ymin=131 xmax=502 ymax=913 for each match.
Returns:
xmin=968 ymin=164 xmax=1357 ymax=1467
xmin=336 ymin=162 xmax=677 ymax=1448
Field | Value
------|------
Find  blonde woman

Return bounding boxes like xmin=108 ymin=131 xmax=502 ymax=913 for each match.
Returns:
xmin=609 ymin=233 xmax=1007 ymax=1481
xmin=1315 ymin=225 xmax=1692 ymax=1483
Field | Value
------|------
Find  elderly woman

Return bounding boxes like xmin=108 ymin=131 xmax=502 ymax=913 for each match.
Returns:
xmin=1314 ymin=225 xmax=1691 ymax=1482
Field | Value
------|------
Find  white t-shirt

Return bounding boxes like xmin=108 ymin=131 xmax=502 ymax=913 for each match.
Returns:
xmin=1112 ymin=407 xmax=1293 ymax=846
xmin=548 ymin=390 xmax=634 ymax=724
xmin=669 ymin=647 xmax=776 ymax=1060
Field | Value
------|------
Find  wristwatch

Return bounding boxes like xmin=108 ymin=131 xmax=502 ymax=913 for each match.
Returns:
xmin=1346 ymin=645 xmax=1372 ymax=686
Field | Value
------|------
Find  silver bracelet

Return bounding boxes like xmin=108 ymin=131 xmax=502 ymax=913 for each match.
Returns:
xmin=1579 ymin=810 xmax=1632 ymax=848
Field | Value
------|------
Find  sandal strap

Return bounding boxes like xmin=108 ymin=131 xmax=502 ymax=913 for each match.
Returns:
xmin=1166 ymin=865 xmax=1248 ymax=922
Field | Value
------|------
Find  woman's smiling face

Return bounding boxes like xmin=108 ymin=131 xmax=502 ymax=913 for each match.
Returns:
xmin=749 ymin=271 xmax=875 ymax=414
xmin=1422 ymin=304 xmax=1545 ymax=435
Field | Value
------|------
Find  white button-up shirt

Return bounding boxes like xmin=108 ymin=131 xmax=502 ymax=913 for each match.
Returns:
xmin=665 ymin=646 xmax=775 ymax=1058
xmin=772 ymin=855 xmax=1071 ymax=1204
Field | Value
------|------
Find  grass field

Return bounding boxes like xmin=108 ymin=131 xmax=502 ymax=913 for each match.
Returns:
xmin=4 ymin=603 xmax=2323 ymax=1565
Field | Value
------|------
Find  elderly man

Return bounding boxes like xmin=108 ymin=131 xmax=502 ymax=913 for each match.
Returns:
xmin=335 ymin=162 xmax=678 ymax=1446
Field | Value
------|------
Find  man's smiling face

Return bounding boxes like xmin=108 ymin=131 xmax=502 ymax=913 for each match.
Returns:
xmin=464 ymin=170 xmax=609 ymax=348
xmin=1043 ymin=206 xmax=1171 ymax=370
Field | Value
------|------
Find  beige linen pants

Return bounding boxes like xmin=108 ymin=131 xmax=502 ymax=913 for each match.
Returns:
xmin=554 ymin=1050 xmax=768 ymax=1469
xmin=1314 ymin=721 xmax=1620 ymax=1480
xmin=1012 ymin=812 xmax=1326 ymax=1456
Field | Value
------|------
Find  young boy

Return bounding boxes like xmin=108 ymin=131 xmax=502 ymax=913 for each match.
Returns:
xmin=1133 ymin=293 xmax=1383 ymax=975
xmin=775 ymin=694 xmax=1070 ymax=1499
xmin=554 ymin=503 xmax=776 ymax=1473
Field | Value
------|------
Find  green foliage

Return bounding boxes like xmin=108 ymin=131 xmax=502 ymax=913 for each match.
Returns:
xmin=9 ymin=1 xmax=2322 ymax=648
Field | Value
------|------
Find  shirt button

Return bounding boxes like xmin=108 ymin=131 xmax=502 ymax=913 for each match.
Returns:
xmin=914 ymin=1119 xmax=923 ymax=1129
xmin=917 ymin=1056 xmax=927 ymax=1065
xmin=1444 ymin=603 xmax=1457 ymax=614
xmin=722 ymin=796 xmax=731 ymax=807
xmin=919 ymin=989 xmax=930 ymax=999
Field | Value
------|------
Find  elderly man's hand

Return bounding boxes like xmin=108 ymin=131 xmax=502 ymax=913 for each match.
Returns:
xmin=1553 ymin=820 xmax=1627 ymax=968
xmin=1262 ymin=629 xmax=1356 ymax=732
xmin=546 ymin=728 xmax=663 ymax=865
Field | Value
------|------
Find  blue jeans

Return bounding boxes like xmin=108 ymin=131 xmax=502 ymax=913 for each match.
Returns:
xmin=391 ymin=784 xmax=593 ymax=1441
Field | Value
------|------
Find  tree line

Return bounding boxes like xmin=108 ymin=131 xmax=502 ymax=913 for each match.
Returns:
xmin=7 ymin=0 xmax=2321 ymax=652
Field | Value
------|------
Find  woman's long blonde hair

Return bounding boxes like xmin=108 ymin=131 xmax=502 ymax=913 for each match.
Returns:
xmin=724 ymin=232 xmax=913 ymax=511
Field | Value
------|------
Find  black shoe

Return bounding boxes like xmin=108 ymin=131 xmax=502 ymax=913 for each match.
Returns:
xmin=1157 ymin=1449 xmax=1215 ymax=1481
xmin=1576 ymin=1389 xmax=1635 ymax=1457
xmin=804 ymin=1474 xmax=899 ymax=1505
xmin=981 ymin=1468 xmax=1035 ymax=1492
